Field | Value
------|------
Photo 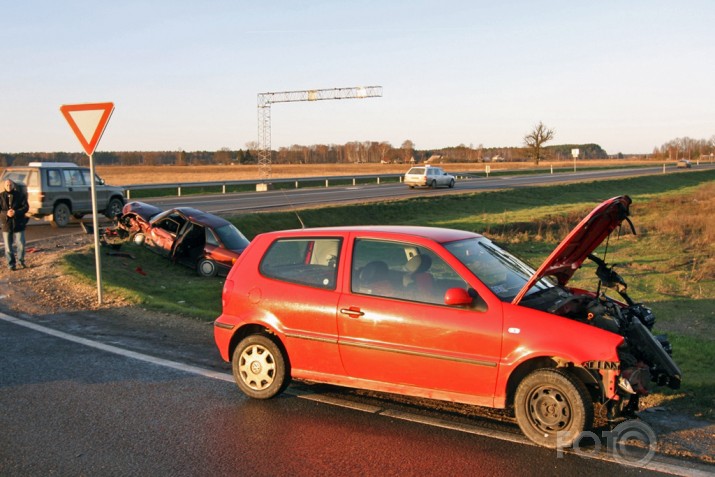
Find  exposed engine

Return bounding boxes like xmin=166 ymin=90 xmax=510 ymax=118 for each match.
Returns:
xmin=523 ymin=254 xmax=682 ymax=399
xmin=564 ymin=254 xmax=680 ymax=395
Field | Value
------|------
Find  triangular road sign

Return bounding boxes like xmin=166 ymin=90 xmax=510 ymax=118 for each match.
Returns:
xmin=60 ymin=102 xmax=114 ymax=155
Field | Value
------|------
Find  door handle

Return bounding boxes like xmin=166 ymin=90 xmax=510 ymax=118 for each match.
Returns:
xmin=340 ymin=307 xmax=364 ymax=318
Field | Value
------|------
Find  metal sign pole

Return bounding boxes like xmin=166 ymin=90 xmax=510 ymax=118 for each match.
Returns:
xmin=88 ymin=153 xmax=103 ymax=304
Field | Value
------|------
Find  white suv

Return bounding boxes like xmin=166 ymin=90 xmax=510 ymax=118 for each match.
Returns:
xmin=404 ymin=165 xmax=456 ymax=189
xmin=0 ymin=162 xmax=125 ymax=228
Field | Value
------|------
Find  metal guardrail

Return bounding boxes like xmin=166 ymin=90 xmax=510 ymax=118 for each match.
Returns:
xmin=122 ymin=173 xmax=403 ymax=199
xmin=122 ymin=172 xmax=476 ymax=199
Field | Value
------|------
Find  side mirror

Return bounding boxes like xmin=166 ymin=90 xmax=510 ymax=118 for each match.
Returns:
xmin=444 ymin=287 xmax=488 ymax=311
xmin=444 ymin=287 xmax=472 ymax=306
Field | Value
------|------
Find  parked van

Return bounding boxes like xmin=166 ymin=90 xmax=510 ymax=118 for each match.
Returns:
xmin=0 ymin=162 xmax=125 ymax=227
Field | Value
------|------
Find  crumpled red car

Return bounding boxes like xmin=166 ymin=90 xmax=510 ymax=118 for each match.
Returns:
xmin=118 ymin=201 xmax=250 ymax=277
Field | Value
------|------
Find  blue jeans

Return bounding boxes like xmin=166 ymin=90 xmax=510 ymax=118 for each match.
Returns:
xmin=3 ymin=231 xmax=25 ymax=268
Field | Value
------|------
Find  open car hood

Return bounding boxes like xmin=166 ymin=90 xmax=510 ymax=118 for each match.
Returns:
xmin=512 ymin=195 xmax=633 ymax=305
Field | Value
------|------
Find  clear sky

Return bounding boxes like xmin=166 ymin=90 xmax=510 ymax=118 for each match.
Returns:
xmin=2 ymin=1 xmax=713 ymax=155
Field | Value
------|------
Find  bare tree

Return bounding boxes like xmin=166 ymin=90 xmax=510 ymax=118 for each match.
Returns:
xmin=524 ymin=122 xmax=555 ymax=165
xmin=401 ymin=139 xmax=415 ymax=163
xmin=377 ymin=141 xmax=392 ymax=163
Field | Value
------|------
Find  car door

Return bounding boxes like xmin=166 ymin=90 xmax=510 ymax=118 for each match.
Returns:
xmin=62 ymin=168 xmax=90 ymax=212
xmin=147 ymin=214 xmax=183 ymax=256
xmin=81 ymin=169 xmax=109 ymax=211
xmin=336 ymin=235 xmax=503 ymax=402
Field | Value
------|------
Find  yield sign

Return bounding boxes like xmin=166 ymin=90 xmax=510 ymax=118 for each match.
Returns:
xmin=60 ymin=102 xmax=114 ymax=155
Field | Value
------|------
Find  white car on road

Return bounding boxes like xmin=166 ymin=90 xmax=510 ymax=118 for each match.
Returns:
xmin=404 ymin=165 xmax=456 ymax=189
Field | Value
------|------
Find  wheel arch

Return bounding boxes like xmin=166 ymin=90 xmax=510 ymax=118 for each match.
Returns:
xmin=504 ymin=356 xmax=601 ymax=407
xmin=53 ymin=198 xmax=72 ymax=213
xmin=228 ymin=324 xmax=290 ymax=370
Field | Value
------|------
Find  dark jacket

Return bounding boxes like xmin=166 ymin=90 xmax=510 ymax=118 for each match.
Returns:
xmin=0 ymin=187 xmax=30 ymax=233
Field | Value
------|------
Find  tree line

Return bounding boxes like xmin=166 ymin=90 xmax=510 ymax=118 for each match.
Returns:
xmin=0 ymin=142 xmax=606 ymax=167
xmin=1 ymin=134 xmax=711 ymax=168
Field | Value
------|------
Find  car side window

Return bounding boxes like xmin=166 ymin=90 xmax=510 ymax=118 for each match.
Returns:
xmin=260 ymin=238 xmax=342 ymax=290
xmin=47 ymin=170 xmax=62 ymax=187
xmin=205 ymin=228 xmax=219 ymax=246
xmin=63 ymin=169 xmax=84 ymax=186
xmin=80 ymin=170 xmax=100 ymax=185
xmin=156 ymin=218 xmax=180 ymax=235
xmin=351 ymin=239 xmax=467 ymax=305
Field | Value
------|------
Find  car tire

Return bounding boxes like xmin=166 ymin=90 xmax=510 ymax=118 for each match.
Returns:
xmin=232 ymin=334 xmax=290 ymax=399
xmin=51 ymin=203 xmax=71 ymax=228
xmin=104 ymin=197 xmax=124 ymax=219
xmin=197 ymin=258 xmax=218 ymax=277
xmin=448 ymin=179 xmax=455 ymax=188
xmin=514 ymin=368 xmax=593 ymax=448
xmin=430 ymin=180 xmax=437 ymax=189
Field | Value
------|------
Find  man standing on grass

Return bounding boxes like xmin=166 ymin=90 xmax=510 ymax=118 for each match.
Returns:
xmin=0 ymin=179 xmax=29 ymax=271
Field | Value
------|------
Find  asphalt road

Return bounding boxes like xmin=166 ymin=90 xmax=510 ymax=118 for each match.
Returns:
xmin=1 ymin=315 xmax=692 ymax=477
xmin=145 ymin=164 xmax=712 ymax=215
xmin=24 ymin=164 xmax=714 ymax=243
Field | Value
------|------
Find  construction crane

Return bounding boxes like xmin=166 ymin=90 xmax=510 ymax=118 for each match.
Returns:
xmin=256 ymin=86 xmax=383 ymax=188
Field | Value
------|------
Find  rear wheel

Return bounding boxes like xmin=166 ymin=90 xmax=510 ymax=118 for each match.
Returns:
xmin=430 ymin=180 xmax=437 ymax=189
xmin=51 ymin=203 xmax=71 ymax=228
xmin=197 ymin=258 xmax=218 ymax=277
xmin=514 ymin=368 xmax=593 ymax=448
xmin=232 ymin=334 xmax=290 ymax=399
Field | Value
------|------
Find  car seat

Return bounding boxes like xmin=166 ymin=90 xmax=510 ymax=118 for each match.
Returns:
xmin=358 ymin=260 xmax=394 ymax=296
xmin=403 ymin=254 xmax=435 ymax=298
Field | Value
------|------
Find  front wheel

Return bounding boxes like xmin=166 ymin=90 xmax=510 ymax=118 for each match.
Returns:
xmin=132 ymin=232 xmax=146 ymax=246
xmin=51 ymin=203 xmax=71 ymax=228
xmin=448 ymin=179 xmax=455 ymax=188
xmin=232 ymin=334 xmax=290 ymax=399
xmin=514 ymin=368 xmax=593 ymax=448
xmin=104 ymin=197 xmax=124 ymax=219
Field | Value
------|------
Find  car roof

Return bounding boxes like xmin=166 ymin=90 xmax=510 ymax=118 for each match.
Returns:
xmin=260 ymin=225 xmax=480 ymax=243
xmin=172 ymin=207 xmax=232 ymax=228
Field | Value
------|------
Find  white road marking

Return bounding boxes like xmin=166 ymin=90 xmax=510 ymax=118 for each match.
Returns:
xmin=1 ymin=312 xmax=709 ymax=476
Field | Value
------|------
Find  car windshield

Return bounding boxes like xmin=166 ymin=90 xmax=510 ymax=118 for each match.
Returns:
xmin=214 ymin=223 xmax=250 ymax=250
xmin=444 ymin=237 xmax=554 ymax=301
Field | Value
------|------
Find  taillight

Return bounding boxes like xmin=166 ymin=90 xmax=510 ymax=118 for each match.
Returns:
xmin=222 ymin=279 xmax=234 ymax=309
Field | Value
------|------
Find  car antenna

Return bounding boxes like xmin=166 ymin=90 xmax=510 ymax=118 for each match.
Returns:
xmin=279 ymin=188 xmax=306 ymax=229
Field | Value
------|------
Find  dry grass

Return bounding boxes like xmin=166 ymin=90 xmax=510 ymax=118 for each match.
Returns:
xmin=637 ymin=182 xmax=715 ymax=282
xmin=95 ymin=159 xmax=659 ymax=185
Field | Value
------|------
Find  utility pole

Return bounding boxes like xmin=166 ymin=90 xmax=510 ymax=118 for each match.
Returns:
xmin=256 ymin=86 xmax=383 ymax=190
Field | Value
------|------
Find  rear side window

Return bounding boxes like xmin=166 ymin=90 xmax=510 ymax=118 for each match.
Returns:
xmin=260 ymin=238 xmax=341 ymax=289
xmin=2 ymin=171 xmax=28 ymax=184
xmin=47 ymin=169 xmax=62 ymax=187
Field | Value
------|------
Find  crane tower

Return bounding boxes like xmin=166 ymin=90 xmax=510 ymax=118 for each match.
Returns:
xmin=256 ymin=85 xmax=383 ymax=188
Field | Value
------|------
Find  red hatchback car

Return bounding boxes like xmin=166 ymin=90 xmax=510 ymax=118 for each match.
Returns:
xmin=214 ymin=196 xmax=680 ymax=447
